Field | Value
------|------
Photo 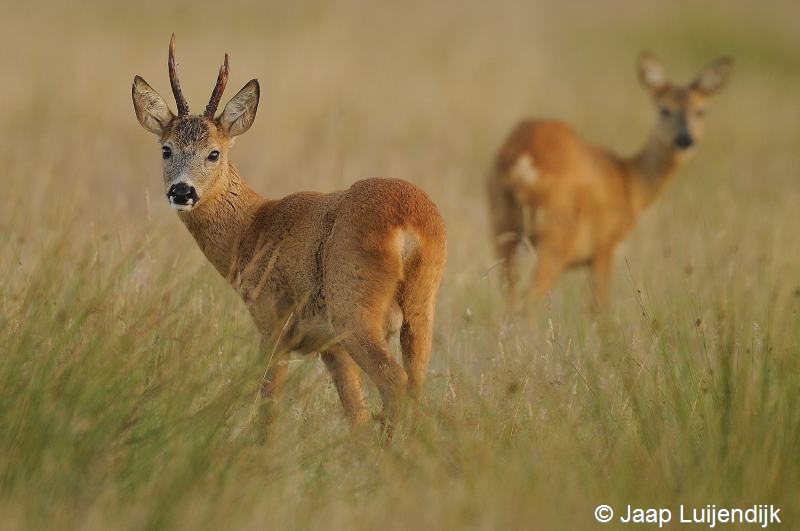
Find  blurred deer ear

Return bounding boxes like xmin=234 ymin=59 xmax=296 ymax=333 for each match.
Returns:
xmin=637 ymin=52 xmax=667 ymax=93
xmin=693 ymin=57 xmax=733 ymax=96
xmin=132 ymin=76 xmax=174 ymax=135
xmin=219 ymin=79 xmax=260 ymax=137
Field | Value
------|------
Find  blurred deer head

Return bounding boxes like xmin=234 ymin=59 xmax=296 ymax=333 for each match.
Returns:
xmin=638 ymin=52 xmax=732 ymax=151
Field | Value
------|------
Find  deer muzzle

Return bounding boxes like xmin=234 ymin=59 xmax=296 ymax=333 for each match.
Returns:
xmin=167 ymin=182 xmax=198 ymax=211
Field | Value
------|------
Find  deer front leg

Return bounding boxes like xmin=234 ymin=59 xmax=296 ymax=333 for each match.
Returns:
xmin=528 ymin=248 xmax=565 ymax=304
xmin=248 ymin=337 xmax=291 ymax=442
xmin=591 ymin=248 xmax=614 ymax=312
xmin=491 ymin=231 xmax=520 ymax=315
xmin=501 ymin=237 xmax=519 ymax=315
xmin=259 ymin=333 xmax=292 ymax=399
xmin=256 ymin=334 xmax=293 ymax=433
xmin=260 ymin=361 xmax=289 ymax=398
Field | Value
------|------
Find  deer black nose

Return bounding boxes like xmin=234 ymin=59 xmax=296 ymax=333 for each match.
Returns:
xmin=675 ymin=134 xmax=694 ymax=149
xmin=167 ymin=182 xmax=198 ymax=205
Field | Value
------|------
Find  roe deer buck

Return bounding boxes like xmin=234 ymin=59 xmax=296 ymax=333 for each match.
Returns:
xmin=488 ymin=53 xmax=732 ymax=311
xmin=132 ymin=35 xmax=447 ymax=436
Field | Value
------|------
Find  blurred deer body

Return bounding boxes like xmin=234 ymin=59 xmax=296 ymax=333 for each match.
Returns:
xmin=488 ymin=53 xmax=732 ymax=310
xmin=132 ymin=36 xmax=446 ymax=434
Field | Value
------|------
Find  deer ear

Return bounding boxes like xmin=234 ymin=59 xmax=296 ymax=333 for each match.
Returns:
xmin=132 ymin=76 xmax=174 ymax=135
xmin=219 ymin=80 xmax=260 ymax=137
xmin=637 ymin=52 xmax=667 ymax=93
xmin=693 ymin=57 xmax=733 ymax=96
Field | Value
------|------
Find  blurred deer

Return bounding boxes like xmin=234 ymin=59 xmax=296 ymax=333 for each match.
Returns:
xmin=488 ymin=53 xmax=732 ymax=311
xmin=132 ymin=35 xmax=446 ymax=437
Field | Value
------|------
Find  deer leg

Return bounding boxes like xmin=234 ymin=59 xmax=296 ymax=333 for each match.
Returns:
xmin=528 ymin=249 xmax=565 ymax=304
xmin=258 ymin=334 xmax=292 ymax=399
xmin=260 ymin=362 xmax=289 ymax=398
xmin=398 ymin=303 xmax=434 ymax=434
xmin=398 ymin=274 xmax=437 ymax=407
xmin=490 ymin=231 xmax=521 ymax=315
xmin=399 ymin=315 xmax=433 ymax=406
xmin=341 ymin=331 xmax=408 ymax=441
xmin=501 ymin=238 xmax=519 ymax=314
xmin=255 ymin=336 xmax=292 ymax=433
xmin=324 ymin=240 xmax=412 ymax=440
xmin=320 ymin=348 xmax=370 ymax=428
xmin=488 ymin=176 xmax=524 ymax=315
xmin=591 ymin=249 xmax=614 ymax=312
xmin=260 ymin=328 xmax=300 ymax=398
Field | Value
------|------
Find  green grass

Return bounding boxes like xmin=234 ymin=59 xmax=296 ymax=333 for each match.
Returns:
xmin=1 ymin=0 xmax=799 ymax=529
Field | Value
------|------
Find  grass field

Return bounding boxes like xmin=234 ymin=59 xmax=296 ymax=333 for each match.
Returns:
xmin=1 ymin=0 xmax=799 ymax=529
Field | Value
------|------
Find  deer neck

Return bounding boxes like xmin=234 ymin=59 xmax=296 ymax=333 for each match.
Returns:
xmin=624 ymin=133 xmax=686 ymax=215
xmin=178 ymin=163 xmax=262 ymax=279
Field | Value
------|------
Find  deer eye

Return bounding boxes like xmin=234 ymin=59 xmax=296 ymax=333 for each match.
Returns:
xmin=208 ymin=150 xmax=220 ymax=162
xmin=162 ymin=146 xmax=172 ymax=159
xmin=695 ymin=109 xmax=706 ymax=117
xmin=659 ymin=107 xmax=671 ymax=118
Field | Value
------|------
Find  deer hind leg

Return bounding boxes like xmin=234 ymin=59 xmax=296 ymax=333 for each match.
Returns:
xmin=397 ymin=257 xmax=442 ymax=406
xmin=320 ymin=347 xmax=370 ymax=428
xmin=339 ymin=330 xmax=407 ymax=440
xmin=326 ymin=256 xmax=409 ymax=439
xmin=399 ymin=307 xmax=434 ymax=406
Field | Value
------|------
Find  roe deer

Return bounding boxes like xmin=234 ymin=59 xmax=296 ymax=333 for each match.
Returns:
xmin=487 ymin=53 xmax=732 ymax=311
xmin=132 ymin=35 xmax=447 ymax=436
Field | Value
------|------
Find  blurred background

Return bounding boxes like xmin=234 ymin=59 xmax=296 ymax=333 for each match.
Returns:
xmin=1 ymin=0 xmax=798 ymax=529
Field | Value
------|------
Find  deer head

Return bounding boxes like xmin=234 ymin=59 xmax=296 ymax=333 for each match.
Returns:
xmin=132 ymin=34 xmax=260 ymax=211
xmin=638 ymin=52 xmax=733 ymax=152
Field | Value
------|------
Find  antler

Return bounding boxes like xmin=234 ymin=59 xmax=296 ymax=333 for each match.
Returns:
xmin=204 ymin=53 xmax=229 ymax=118
xmin=168 ymin=34 xmax=190 ymax=116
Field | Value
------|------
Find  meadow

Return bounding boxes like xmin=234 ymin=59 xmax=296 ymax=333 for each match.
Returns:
xmin=1 ymin=0 xmax=799 ymax=529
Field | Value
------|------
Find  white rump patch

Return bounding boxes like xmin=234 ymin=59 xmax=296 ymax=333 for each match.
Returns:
xmin=509 ymin=154 xmax=538 ymax=185
xmin=395 ymin=228 xmax=420 ymax=265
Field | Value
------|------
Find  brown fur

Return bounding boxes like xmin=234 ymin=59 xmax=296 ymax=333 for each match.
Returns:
xmin=132 ymin=38 xmax=447 ymax=436
xmin=488 ymin=53 xmax=731 ymax=311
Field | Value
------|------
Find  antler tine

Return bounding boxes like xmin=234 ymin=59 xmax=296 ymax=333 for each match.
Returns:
xmin=168 ymin=33 xmax=190 ymax=116
xmin=204 ymin=53 xmax=230 ymax=118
